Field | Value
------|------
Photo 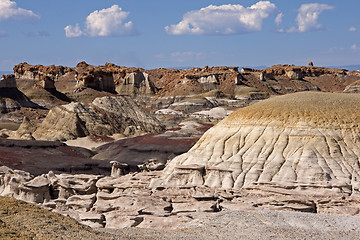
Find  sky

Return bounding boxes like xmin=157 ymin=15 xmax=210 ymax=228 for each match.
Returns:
xmin=0 ymin=0 xmax=359 ymax=70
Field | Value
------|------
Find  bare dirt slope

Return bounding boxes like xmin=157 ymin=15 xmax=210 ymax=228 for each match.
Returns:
xmin=0 ymin=196 xmax=115 ymax=239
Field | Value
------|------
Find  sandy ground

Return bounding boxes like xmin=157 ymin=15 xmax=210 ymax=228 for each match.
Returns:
xmin=96 ymin=209 xmax=360 ymax=240
xmin=65 ymin=134 xmax=125 ymax=150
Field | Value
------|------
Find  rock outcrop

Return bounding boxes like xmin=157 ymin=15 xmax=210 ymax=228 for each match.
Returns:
xmin=159 ymin=92 xmax=360 ymax=195
xmin=344 ymin=80 xmax=360 ymax=93
xmin=0 ymin=74 xmax=17 ymax=88
xmin=13 ymin=62 xmax=72 ymax=89
xmin=262 ymin=64 xmax=346 ymax=80
xmin=74 ymin=62 xmax=116 ymax=92
xmin=32 ymin=96 xmax=164 ymax=141
xmin=1 ymin=163 xmax=360 ymax=231
xmin=116 ymin=71 xmax=157 ymax=95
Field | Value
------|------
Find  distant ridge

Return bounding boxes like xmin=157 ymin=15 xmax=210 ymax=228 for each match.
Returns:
xmin=0 ymin=71 xmax=12 ymax=76
xmin=327 ymin=65 xmax=359 ymax=71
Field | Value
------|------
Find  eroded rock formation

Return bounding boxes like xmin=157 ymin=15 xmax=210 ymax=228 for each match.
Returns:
xmin=74 ymin=62 xmax=116 ymax=92
xmin=32 ymin=95 xmax=164 ymax=141
xmin=14 ymin=62 xmax=72 ymax=90
xmin=0 ymin=74 xmax=17 ymax=88
xmin=159 ymin=92 xmax=360 ymax=196
xmin=1 ymin=163 xmax=360 ymax=230
xmin=116 ymin=71 xmax=157 ymax=95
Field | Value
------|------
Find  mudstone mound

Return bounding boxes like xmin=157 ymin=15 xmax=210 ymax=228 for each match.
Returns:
xmin=158 ymin=92 xmax=360 ymax=196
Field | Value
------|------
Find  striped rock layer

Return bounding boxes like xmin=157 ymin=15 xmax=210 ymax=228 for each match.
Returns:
xmin=160 ymin=92 xmax=360 ymax=194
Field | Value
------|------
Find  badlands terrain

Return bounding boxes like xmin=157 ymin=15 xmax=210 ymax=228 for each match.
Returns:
xmin=0 ymin=62 xmax=360 ymax=239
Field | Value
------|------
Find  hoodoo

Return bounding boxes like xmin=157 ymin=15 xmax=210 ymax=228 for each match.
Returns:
xmin=160 ymin=92 xmax=360 ymax=195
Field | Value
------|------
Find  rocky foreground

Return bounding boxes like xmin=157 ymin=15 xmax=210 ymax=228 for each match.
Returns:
xmin=1 ymin=196 xmax=360 ymax=240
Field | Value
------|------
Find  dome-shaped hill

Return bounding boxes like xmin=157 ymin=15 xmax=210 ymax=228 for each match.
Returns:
xmin=222 ymin=91 xmax=360 ymax=129
xmin=158 ymin=92 xmax=360 ymax=194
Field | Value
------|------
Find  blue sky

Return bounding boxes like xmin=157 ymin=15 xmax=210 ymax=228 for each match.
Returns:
xmin=0 ymin=0 xmax=359 ymax=70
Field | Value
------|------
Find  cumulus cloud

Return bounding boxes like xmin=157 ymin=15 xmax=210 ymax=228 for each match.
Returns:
xmin=0 ymin=0 xmax=39 ymax=22
xmin=65 ymin=5 xmax=137 ymax=38
xmin=349 ymin=26 xmax=357 ymax=32
xmin=295 ymin=3 xmax=334 ymax=32
xmin=165 ymin=1 xmax=277 ymax=35
xmin=65 ymin=24 xmax=83 ymax=38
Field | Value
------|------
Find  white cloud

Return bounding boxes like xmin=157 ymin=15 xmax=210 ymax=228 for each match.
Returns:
xmin=165 ymin=1 xmax=277 ymax=35
xmin=65 ymin=24 xmax=83 ymax=38
xmin=64 ymin=5 xmax=137 ymax=38
xmin=349 ymin=26 xmax=357 ymax=32
xmin=0 ymin=0 xmax=39 ymax=22
xmin=275 ymin=13 xmax=283 ymax=25
xmin=351 ymin=44 xmax=359 ymax=51
xmin=295 ymin=3 xmax=334 ymax=32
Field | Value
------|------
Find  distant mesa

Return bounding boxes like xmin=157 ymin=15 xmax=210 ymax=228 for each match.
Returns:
xmin=157 ymin=92 xmax=360 ymax=195
xmin=9 ymin=62 xmax=359 ymax=99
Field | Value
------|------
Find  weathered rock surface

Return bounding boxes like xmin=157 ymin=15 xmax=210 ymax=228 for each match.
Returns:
xmin=344 ymin=79 xmax=360 ymax=93
xmin=14 ymin=62 xmax=72 ymax=82
xmin=31 ymin=95 xmax=163 ymax=141
xmin=116 ymin=71 xmax=157 ymax=95
xmin=0 ymin=88 xmax=41 ymax=113
xmin=1 ymin=194 xmax=359 ymax=240
xmin=1 ymin=165 xmax=360 ymax=232
xmin=190 ymin=107 xmax=233 ymax=122
xmin=159 ymin=92 xmax=360 ymax=196
xmin=0 ymin=74 xmax=17 ymax=88
xmin=0 ymin=138 xmax=109 ymax=176
xmin=93 ymin=121 xmax=211 ymax=170
xmin=74 ymin=61 xmax=116 ymax=92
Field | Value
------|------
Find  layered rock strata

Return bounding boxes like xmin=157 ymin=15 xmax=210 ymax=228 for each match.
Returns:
xmin=159 ymin=92 xmax=360 ymax=196
xmin=1 ymin=165 xmax=360 ymax=230
xmin=32 ymin=96 xmax=164 ymax=141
